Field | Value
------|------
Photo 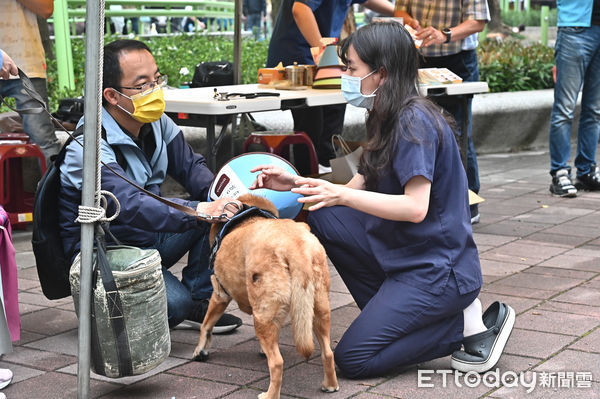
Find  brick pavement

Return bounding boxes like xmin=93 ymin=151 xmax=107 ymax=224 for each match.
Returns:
xmin=2 ymin=150 xmax=600 ymax=398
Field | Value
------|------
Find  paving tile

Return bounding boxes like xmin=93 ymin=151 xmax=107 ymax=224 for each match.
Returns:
xmin=510 ymin=206 xmax=593 ymax=224
xmin=479 ymin=258 xmax=531 ymax=277
xmin=221 ymin=387 xmax=297 ymax=398
xmin=537 ymin=300 xmax=600 ymax=318
xmin=0 ymin=360 xmax=45 ymax=384
xmin=515 ymin=309 xmax=600 ymax=336
xmin=586 ymin=278 xmax=600 ymax=290
xmin=99 ymin=372 xmax=239 ymax=399
xmin=477 ymin=293 xmax=541 ymax=315
xmin=540 ymin=254 xmax=600 ymax=272
xmin=20 ymin=308 xmax=78 ymax=335
xmin=534 ymin=349 xmax=600 ymax=381
xmin=524 ymin=232 xmax=590 ymax=247
xmin=15 ymin=251 xmax=36 ymax=269
xmin=17 ymin=278 xmax=40 ymax=291
xmin=521 ymin=266 xmax=597 ymax=280
xmin=201 ymin=339 xmax=305 ymax=372
xmin=480 ymin=240 xmax=568 ymax=265
xmin=482 ymin=284 xmax=556 ymax=300
xmin=25 ymin=329 xmax=78 ymax=356
xmin=504 ymin=329 xmax=575 ymax=359
xmin=370 ymin=365 xmax=491 ymax=399
xmin=16 ymin=265 xmax=44 ymax=281
xmin=13 ymin=330 xmax=45 ymax=346
xmin=473 ymin=233 xmax=516 ymax=247
xmin=486 ymin=273 xmax=583 ymax=292
xmin=483 ymin=274 xmax=504 ymax=284
xmin=168 ymin=360 xmax=268 ymax=386
xmin=18 ymin=302 xmax=45 ymax=315
xmin=490 ymin=379 xmax=600 ymax=398
xmin=1 ymin=345 xmax=76 ymax=371
xmin=1 ymin=371 xmax=120 ymax=399
xmin=569 ymin=328 xmax=600 ymax=353
xmin=58 ymin=356 xmax=188 ymax=385
xmin=553 ymin=287 xmax=600 ymax=306
xmin=471 ymin=220 xmax=551 ymax=238
xmin=543 ymin=223 xmax=600 ymax=238
xmin=251 ymin=361 xmax=383 ymax=399
xmin=329 ymin=291 xmax=356 ymax=310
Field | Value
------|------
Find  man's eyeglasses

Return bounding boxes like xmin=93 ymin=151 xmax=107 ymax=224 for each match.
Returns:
xmin=118 ymin=75 xmax=168 ymax=93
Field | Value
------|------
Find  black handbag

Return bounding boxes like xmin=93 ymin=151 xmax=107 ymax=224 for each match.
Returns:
xmin=191 ymin=61 xmax=234 ymax=88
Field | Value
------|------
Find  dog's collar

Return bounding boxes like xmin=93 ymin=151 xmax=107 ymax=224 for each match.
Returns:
xmin=209 ymin=205 xmax=278 ymax=270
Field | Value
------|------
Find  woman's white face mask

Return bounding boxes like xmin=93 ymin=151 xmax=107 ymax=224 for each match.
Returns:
xmin=341 ymin=69 xmax=378 ymax=110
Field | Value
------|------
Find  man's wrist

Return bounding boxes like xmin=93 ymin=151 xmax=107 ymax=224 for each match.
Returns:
xmin=442 ymin=28 xmax=452 ymax=43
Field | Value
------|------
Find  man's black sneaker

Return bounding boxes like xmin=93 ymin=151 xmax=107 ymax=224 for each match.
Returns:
xmin=175 ymin=299 xmax=242 ymax=334
xmin=470 ymin=204 xmax=480 ymax=224
xmin=549 ymin=168 xmax=577 ymax=197
xmin=575 ymin=167 xmax=600 ymax=191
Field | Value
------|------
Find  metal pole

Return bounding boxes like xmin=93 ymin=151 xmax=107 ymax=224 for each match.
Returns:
xmin=53 ymin=0 xmax=75 ymax=90
xmin=541 ymin=5 xmax=549 ymax=46
xmin=78 ymin=0 xmax=105 ymax=397
xmin=233 ymin=0 xmax=242 ymax=84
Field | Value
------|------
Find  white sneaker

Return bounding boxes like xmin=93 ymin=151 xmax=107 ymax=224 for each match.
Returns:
xmin=0 ymin=368 xmax=13 ymax=390
xmin=318 ymin=164 xmax=332 ymax=174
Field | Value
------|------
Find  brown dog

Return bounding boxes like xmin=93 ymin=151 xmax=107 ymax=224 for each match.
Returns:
xmin=192 ymin=193 xmax=339 ymax=399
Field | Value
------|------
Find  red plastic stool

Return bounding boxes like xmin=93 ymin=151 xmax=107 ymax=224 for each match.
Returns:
xmin=242 ymin=131 xmax=318 ymax=176
xmin=0 ymin=133 xmax=47 ymax=229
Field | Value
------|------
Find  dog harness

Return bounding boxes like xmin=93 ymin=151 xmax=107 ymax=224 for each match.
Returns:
xmin=209 ymin=204 xmax=278 ymax=271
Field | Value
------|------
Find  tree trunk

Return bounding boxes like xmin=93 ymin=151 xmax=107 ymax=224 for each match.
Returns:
xmin=487 ymin=0 xmax=504 ymax=31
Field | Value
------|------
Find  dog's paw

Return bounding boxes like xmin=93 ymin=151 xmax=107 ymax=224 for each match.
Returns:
xmin=321 ymin=385 xmax=340 ymax=393
xmin=193 ymin=350 xmax=210 ymax=362
xmin=257 ymin=392 xmax=268 ymax=399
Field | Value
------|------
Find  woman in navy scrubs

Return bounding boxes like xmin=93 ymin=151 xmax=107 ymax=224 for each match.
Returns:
xmin=250 ymin=22 xmax=514 ymax=378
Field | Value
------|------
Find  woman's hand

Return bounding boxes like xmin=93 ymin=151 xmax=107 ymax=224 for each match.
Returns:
xmin=196 ymin=197 xmax=242 ymax=223
xmin=291 ymin=177 xmax=347 ymax=211
xmin=250 ymin=165 xmax=297 ymax=191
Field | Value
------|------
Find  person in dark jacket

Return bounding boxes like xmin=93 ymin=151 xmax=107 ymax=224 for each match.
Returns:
xmin=243 ymin=0 xmax=266 ymax=39
xmin=58 ymin=40 xmax=242 ymax=334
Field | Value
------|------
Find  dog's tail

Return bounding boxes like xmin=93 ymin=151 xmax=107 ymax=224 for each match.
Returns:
xmin=289 ymin=253 xmax=315 ymax=359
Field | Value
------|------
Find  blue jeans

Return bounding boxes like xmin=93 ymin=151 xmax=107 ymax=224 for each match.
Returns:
xmin=246 ymin=13 xmax=262 ymax=39
xmin=152 ymin=223 xmax=213 ymax=328
xmin=422 ymin=50 xmax=481 ymax=194
xmin=549 ymin=25 xmax=600 ymax=176
xmin=0 ymin=78 xmax=61 ymax=162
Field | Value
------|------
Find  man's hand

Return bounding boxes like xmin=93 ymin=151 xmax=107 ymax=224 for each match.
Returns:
xmin=416 ymin=26 xmax=446 ymax=47
xmin=0 ymin=50 xmax=18 ymax=80
xmin=250 ymin=164 xmax=297 ymax=191
xmin=196 ymin=197 xmax=242 ymax=223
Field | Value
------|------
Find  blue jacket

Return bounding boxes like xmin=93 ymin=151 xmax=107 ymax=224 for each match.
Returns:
xmin=557 ymin=0 xmax=594 ymax=26
xmin=58 ymin=108 xmax=213 ymax=257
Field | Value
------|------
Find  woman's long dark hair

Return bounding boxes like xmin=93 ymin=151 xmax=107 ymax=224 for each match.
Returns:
xmin=339 ymin=22 xmax=451 ymax=190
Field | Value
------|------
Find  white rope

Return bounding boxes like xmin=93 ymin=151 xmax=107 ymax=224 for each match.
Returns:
xmin=76 ymin=190 xmax=120 ymax=223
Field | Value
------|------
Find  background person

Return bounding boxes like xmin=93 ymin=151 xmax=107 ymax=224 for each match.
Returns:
xmin=547 ymin=0 xmax=600 ymax=197
xmin=395 ymin=0 xmax=489 ymax=224
xmin=0 ymin=0 xmax=61 ymax=162
xmin=58 ymin=40 xmax=243 ymax=334
xmin=252 ymin=22 xmax=514 ymax=378
xmin=266 ymin=0 xmax=398 ymax=174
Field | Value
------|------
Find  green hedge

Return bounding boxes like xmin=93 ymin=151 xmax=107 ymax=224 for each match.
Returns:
xmin=501 ymin=8 xmax=558 ymax=27
xmin=477 ymin=40 xmax=554 ymax=93
xmin=2 ymin=34 xmax=269 ymax=114
xmin=1 ymin=35 xmax=555 ymax=113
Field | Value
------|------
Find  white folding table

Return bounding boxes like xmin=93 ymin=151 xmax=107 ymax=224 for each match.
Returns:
xmin=164 ymin=81 xmax=489 ymax=171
